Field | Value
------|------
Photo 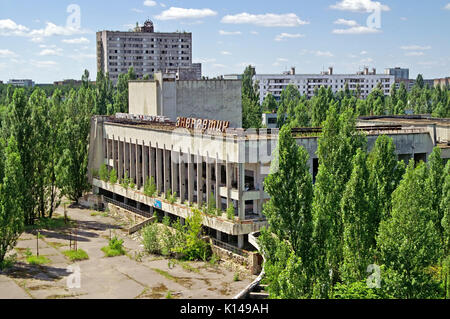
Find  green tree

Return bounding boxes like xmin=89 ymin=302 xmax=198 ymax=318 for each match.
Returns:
xmin=312 ymin=105 xmax=366 ymax=296
xmin=311 ymin=86 xmax=329 ymax=127
xmin=441 ymin=161 xmax=450 ymax=298
xmin=340 ymin=149 xmax=375 ymax=283
xmin=3 ymin=89 xmax=35 ymax=225
xmin=0 ymin=137 xmax=24 ymax=264
xmin=57 ymin=88 xmax=93 ymax=202
xmin=367 ymin=135 xmax=405 ymax=225
xmin=426 ymin=148 xmax=445 ymax=241
xmin=262 ymin=93 xmax=278 ymax=113
xmin=377 ymin=162 xmax=442 ymax=299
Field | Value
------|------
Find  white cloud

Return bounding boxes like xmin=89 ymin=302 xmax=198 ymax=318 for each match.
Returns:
xmin=400 ymin=45 xmax=431 ymax=51
xmin=143 ymin=0 xmax=157 ymax=7
xmin=250 ymin=31 xmax=259 ymax=35
xmin=132 ymin=8 xmax=144 ymax=13
xmin=219 ymin=30 xmax=241 ymax=36
xmin=273 ymin=58 xmax=289 ymax=67
xmin=0 ymin=49 xmax=17 ymax=58
xmin=334 ymin=18 xmax=358 ymax=27
xmin=360 ymin=50 xmax=368 ymax=55
xmin=221 ymin=13 xmax=309 ymax=27
xmin=405 ymin=52 xmax=425 ymax=57
xmin=315 ymin=51 xmax=334 ymax=57
xmin=330 ymin=0 xmax=390 ymax=13
xmin=39 ymin=48 xmax=63 ymax=56
xmin=275 ymin=33 xmax=304 ymax=41
xmin=212 ymin=64 xmax=227 ymax=68
xmin=155 ymin=7 xmax=217 ymax=20
xmin=62 ymin=37 xmax=90 ymax=44
xmin=0 ymin=19 xmax=29 ymax=36
xmin=444 ymin=3 xmax=450 ymax=10
xmin=332 ymin=26 xmax=381 ymax=34
xmin=30 ymin=60 xmax=58 ymax=68
xmin=160 ymin=3 xmax=166 ymax=8
xmin=400 ymin=17 xmax=408 ymax=21
xmin=194 ymin=58 xmax=216 ymax=64
xmin=221 ymin=51 xmax=232 ymax=55
xmin=30 ymin=22 xmax=89 ymax=38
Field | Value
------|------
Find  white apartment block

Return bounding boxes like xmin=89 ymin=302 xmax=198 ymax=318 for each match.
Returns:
xmin=97 ymin=20 xmax=201 ymax=83
xmin=254 ymin=67 xmax=395 ymax=105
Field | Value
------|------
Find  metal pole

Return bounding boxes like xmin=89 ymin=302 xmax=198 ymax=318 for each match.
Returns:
xmin=36 ymin=231 xmax=39 ymax=257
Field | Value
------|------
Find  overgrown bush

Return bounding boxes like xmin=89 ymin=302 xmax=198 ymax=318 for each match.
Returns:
xmin=226 ymin=202 xmax=235 ymax=221
xmin=101 ymin=237 xmax=126 ymax=257
xmin=142 ymin=221 xmax=160 ymax=254
xmin=64 ymin=249 xmax=89 ymax=262
xmin=109 ymin=169 xmax=118 ymax=184
xmin=120 ymin=173 xmax=131 ymax=189
xmin=99 ymin=164 xmax=109 ymax=182
xmin=144 ymin=176 xmax=157 ymax=197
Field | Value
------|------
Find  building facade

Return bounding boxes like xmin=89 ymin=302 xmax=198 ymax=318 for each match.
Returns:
xmin=7 ymin=79 xmax=35 ymax=87
xmin=254 ymin=67 xmax=395 ymax=104
xmin=97 ymin=20 xmax=201 ymax=83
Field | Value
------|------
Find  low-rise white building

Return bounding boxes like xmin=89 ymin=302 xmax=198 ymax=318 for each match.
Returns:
xmin=254 ymin=67 xmax=395 ymax=104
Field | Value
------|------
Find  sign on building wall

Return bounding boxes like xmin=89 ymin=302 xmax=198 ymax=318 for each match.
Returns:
xmin=176 ymin=117 xmax=230 ymax=133
xmin=154 ymin=200 xmax=162 ymax=209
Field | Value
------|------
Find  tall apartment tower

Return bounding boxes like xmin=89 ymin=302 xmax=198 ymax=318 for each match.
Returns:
xmin=97 ymin=20 xmax=201 ymax=83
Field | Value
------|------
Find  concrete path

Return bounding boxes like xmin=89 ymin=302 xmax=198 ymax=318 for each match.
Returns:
xmin=0 ymin=203 xmax=255 ymax=299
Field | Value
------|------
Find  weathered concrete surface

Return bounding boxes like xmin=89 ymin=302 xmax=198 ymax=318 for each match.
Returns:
xmin=0 ymin=203 xmax=255 ymax=299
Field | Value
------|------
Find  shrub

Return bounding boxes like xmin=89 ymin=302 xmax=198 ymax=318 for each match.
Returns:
xmin=120 ymin=173 xmax=131 ymax=189
xmin=99 ymin=164 xmax=109 ymax=182
xmin=234 ymin=272 xmax=240 ymax=282
xmin=142 ymin=222 xmax=160 ymax=254
xmin=101 ymin=237 xmax=126 ymax=257
xmin=63 ymin=249 xmax=89 ymax=262
xmin=109 ymin=169 xmax=118 ymax=184
xmin=27 ymin=255 xmax=50 ymax=265
xmin=175 ymin=209 xmax=211 ymax=261
xmin=332 ymin=280 xmax=392 ymax=299
xmin=226 ymin=202 xmax=235 ymax=221
xmin=144 ymin=177 xmax=157 ymax=197
xmin=0 ymin=254 xmax=17 ymax=271
xmin=207 ymin=192 xmax=216 ymax=215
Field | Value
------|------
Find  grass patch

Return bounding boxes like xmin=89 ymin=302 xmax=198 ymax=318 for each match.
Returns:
xmin=101 ymin=237 xmax=126 ymax=257
xmin=233 ymin=272 xmax=240 ymax=282
xmin=152 ymin=268 xmax=177 ymax=282
xmin=26 ymin=255 xmax=51 ymax=266
xmin=90 ymin=212 xmax=100 ymax=217
xmin=63 ymin=249 xmax=89 ymax=262
xmin=173 ymin=260 xmax=200 ymax=273
xmin=46 ymin=242 xmax=67 ymax=249
xmin=0 ymin=254 xmax=17 ymax=271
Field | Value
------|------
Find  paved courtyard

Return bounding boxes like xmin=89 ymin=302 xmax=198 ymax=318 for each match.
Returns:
xmin=0 ymin=203 xmax=255 ymax=299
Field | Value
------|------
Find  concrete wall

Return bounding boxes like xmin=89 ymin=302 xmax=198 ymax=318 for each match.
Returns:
xmin=128 ymin=75 xmax=243 ymax=128
xmin=129 ymin=81 xmax=160 ymax=116
xmin=174 ymin=80 xmax=243 ymax=128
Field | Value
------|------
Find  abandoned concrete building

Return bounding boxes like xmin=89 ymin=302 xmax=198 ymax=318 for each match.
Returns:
xmin=87 ymin=75 xmax=448 ymax=251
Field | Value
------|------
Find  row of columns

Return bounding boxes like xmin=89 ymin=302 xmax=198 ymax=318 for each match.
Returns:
xmin=104 ymin=137 xmax=255 ymax=221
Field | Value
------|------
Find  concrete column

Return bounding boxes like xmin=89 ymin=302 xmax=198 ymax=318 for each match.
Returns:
xmin=118 ymin=137 xmax=123 ymax=180
xmin=238 ymin=163 xmax=245 ymax=220
xmin=216 ymin=230 xmax=222 ymax=242
xmin=197 ymin=153 xmax=203 ymax=207
xmin=156 ymin=144 xmax=163 ymax=195
xmin=111 ymin=135 xmax=116 ymax=173
xmin=105 ymin=137 xmax=110 ymax=170
xmin=163 ymin=147 xmax=170 ymax=195
xmin=149 ymin=143 xmax=156 ymax=183
xmin=142 ymin=141 xmax=148 ymax=188
xmin=136 ymin=140 xmax=141 ymax=188
xmin=171 ymin=148 xmax=179 ymax=198
xmin=179 ymin=151 xmax=186 ymax=203
xmin=238 ymin=235 xmax=244 ymax=249
xmin=206 ymin=155 xmax=212 ymax=207
xmin=226 ymin=160 xmax=232 ymax=209
xmin=130 ymin=139 xmax=135 ymax=183
xmin=215 ymin=155 xmax=221 ymax=212
xmin=124 ymin=139 xmax=129 ymax=179
xmin=255 ymin=164 xmax=263 ymax=217
xmin=188 ymin=151 xmax=195 ymax=205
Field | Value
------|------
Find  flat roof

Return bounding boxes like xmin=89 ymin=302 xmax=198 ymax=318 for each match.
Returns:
xmin=359 ymin=115 xmax=450 ymax=127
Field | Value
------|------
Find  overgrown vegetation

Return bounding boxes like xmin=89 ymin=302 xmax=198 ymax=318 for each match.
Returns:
xmin=101 ymin=237 xmax=126 ymax=257
xmin=142 ymin=209 xmax=211 ymax=261
xmin=64 ymin=249 xmax=89 ymax=262
xmin=259 ymin=106 xmax=450 ymax=299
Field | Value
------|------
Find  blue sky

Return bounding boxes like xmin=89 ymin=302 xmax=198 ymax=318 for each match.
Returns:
xmin=0 ymin=0 xmax=449 ymax=83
